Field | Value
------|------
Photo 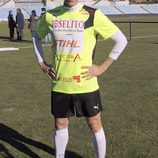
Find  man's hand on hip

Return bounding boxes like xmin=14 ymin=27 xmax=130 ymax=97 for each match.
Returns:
xmin=39 ymin=61 xmax=56 ymax=81
xmin=81 ymin=57 xmax=114 ymax=80
xmin=81 ymin=65 xmax=104 ymax=80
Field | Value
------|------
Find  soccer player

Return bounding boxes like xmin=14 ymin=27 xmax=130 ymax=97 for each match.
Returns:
xmin=32 ymin=0 xmax=128 ymax=157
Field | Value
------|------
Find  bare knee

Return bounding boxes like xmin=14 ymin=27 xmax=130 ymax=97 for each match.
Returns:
xmin=55 ymin=118 xmax=69 ymax=130
xmin=86 ymin=113 xmax=102 ymax=133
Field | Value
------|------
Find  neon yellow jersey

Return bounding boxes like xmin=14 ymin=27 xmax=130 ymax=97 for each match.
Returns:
xmin=36 ymin=4 xmax=119 ymax=94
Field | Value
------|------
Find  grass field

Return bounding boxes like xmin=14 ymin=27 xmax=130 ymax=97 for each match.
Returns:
xmin=0 ymin=15 xmax=158 ymax=158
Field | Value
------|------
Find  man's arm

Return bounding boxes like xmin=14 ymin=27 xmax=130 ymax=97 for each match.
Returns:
xmin=81 ymin=30 xmax=128 ymax=80
xmin=32 ymin=32 xmax=56 ymax=80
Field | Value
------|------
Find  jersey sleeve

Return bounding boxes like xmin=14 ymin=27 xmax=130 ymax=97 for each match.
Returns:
xmin=94 ymin=10 xmax=119 ymax=39
xmin=36 ymin=12 xmax=51 ymax=39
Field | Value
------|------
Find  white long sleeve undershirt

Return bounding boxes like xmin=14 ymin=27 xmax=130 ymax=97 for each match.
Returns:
xmin=108 ymin=30 xmax=128 ymax=60
xmin=32 ymin=32 xmax=45 ymax=63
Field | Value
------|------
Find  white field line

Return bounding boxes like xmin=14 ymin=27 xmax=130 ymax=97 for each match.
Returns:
xmin=18 ymin=34 xmax=158 ymax=49
xmin=0 ymin=47 xmax=19 ymax=51
xmin=18 ymin=44 xmax=51 ymax=49
xmin=130 ymin=34 xmax=158 ymax=39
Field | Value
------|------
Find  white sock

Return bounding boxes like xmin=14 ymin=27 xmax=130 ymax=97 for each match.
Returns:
xmin=92 ymin=128 xmax=106 ymax=158
xmin=55 ymin=128 xmax=68 ymax=158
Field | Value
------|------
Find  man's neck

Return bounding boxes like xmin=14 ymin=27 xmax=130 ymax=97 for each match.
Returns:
xmin=64 ymin=2 xmax=82 ymax=12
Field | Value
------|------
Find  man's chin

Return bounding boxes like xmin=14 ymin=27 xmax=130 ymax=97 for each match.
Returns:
xmin=64 ymin=2 xmax=75 ymax=7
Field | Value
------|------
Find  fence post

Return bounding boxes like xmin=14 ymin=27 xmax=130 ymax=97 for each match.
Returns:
xmin=129 ymin=22 xmax=132 ymax=41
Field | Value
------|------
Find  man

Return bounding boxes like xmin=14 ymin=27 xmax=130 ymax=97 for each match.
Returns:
xmin=8 ymin=10 xmax=16 ymax=40
xmin=16 ymin=8 xmax=24 ymax=41
xmin=32 ymin=0 xmax=127 ymax=157
xmin=28 ymin=10 xmax=39 ymax=37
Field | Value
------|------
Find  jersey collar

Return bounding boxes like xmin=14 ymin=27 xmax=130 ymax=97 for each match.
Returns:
xmin=63 ymin=2 xmax=83 ymax=12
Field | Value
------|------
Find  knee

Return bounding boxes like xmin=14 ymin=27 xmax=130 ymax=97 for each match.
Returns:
xmin=87 ymin=114 xmax=102 ymax=133
xmin=55 ymin=118 xmax=69 ymax=130
xmin=89 ymin=122 xmax=102 ymax=133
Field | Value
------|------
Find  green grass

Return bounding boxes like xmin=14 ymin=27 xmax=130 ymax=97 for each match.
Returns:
xmin=0 ymin=16 xmax=158 ymax=158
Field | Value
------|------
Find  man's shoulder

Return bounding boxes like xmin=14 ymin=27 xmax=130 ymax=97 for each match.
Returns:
xmin=47 ymin=5 xmax=64 ymax=17
xmin=82 ymin=5 xmax=97 ymax=11
xmin=82 ymin=5 xmax=97 ymax=14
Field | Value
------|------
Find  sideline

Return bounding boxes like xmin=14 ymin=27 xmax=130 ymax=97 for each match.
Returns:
xmin=19 ymin=44 xmax=51 ymax=49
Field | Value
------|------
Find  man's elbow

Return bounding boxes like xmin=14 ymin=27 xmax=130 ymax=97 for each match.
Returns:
xmin=123 ymin=36 xmax=128 ymax=47
xmin=120 ymin=33 xmax=128 ymax=47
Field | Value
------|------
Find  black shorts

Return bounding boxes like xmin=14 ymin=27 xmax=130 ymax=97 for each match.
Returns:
xmin=51 ymin=90 xmax=103 ymax=118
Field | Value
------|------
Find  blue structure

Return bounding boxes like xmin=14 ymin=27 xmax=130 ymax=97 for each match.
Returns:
xmin=24 ymin=7 xmax=43 ymax=17
xmin=116 ymin=5 xmax=148 ymax=14
xmin=94 ymin=6 xmax=122 ymax=15
xmin=0 ymin=6 xmax=52 ymax=20
xmin=0 ymin=4 xmax=158 ymax=21
xmin=0 ymin=8 xmax=15 ymax=20
xmin=142 ymin=4 xmax=158 ymax=14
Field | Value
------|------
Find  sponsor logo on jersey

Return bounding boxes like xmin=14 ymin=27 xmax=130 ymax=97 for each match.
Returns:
xmin=52 ymin=20 xmax=84 ymax=53
xmin=57 ymin=75 xmax=81 ymax=83
xmin=55 ymin=53 xmax=81 ymax=62
xmin=52 ymin=9 xmax=62 ymax=14
xmin=52 ymin=20 xmax=85 ymax=31
xmin=94 ymin=104 xmax=99 ymax=109
xmin=55 ymin=40 xmax=80 ymax=48
xmin=79 ymin=9 xmax=88 ymax=14
xmin=80 ymin=8 xmax=95 ymax=14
